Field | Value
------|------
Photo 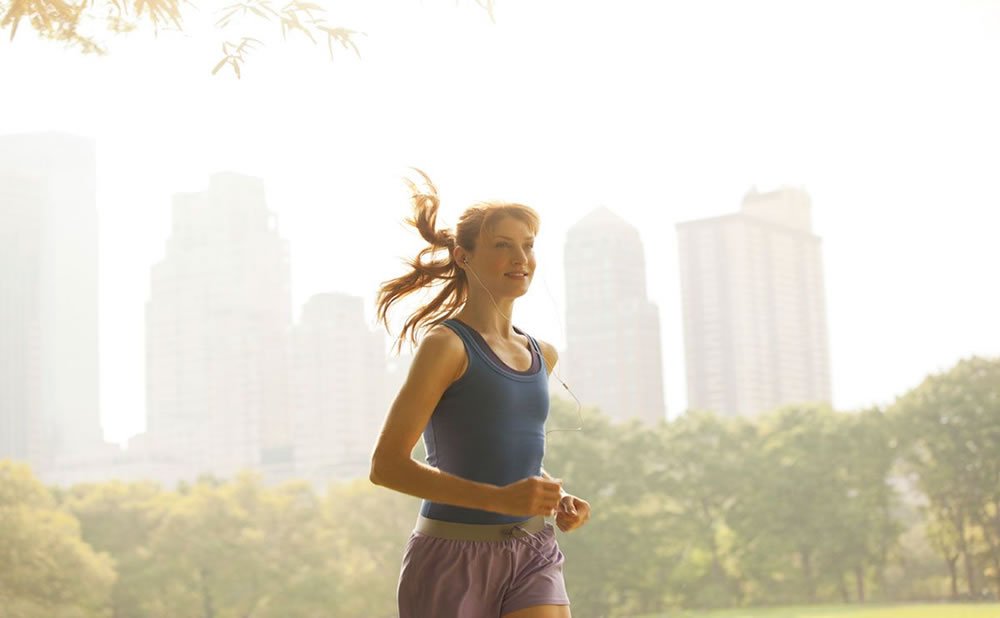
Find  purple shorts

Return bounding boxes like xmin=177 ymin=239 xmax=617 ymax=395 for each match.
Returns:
xmin=397 ymin=519 xmax=571 ymax=617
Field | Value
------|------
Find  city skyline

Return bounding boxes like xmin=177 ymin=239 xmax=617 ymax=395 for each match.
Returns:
xmin=2 ymin=1 xmax=999 ymax=443
xmin=2 ymin=139 xmax=996 ymax=446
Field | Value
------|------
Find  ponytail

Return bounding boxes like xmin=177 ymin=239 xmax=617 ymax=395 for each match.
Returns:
xmin=376 ymin=170 xmax=468 ymax=353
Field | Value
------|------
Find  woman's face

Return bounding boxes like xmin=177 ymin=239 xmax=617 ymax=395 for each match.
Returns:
xmin=468 ymin=216 xmax=536 ymax=298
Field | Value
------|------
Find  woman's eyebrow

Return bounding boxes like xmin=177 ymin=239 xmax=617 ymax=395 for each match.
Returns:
xmin=494 ymin=235 xmax=535 ymax=242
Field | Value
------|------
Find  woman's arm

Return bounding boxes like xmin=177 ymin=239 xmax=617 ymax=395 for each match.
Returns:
xmin=370 ymin=325 xmax=561 ymax=517
xmin=370 ymin=325 xmax=497 ymax=510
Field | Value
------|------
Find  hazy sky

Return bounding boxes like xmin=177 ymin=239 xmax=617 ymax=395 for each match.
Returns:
xmin=3 ymin=0 xmax=999 ymax=443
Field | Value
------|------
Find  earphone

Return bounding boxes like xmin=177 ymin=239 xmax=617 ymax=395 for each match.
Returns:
xmin=460 ymin=255 xmax=585 ymax=441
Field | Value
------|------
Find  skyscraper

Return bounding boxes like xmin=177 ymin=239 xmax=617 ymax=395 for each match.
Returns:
xmin=564 ymin=207 xmax=666 ymax=425
xmin=0 ymin=133 xmax=104 ymax=477
xmin=290 ymin=293 xmax=387 ymax=484
xmin=144 ymin=172 xmax=292 ymax=481
xmin=676 ymin=186 xmax=832 ymax=418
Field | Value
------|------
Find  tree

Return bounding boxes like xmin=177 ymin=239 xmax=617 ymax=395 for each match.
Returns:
xmin=0 ymin=461 xmax=116 ymax=618
xmin=655 ymin=410 xmax=751 ymax=608
xmin=826 ymin=407 xmax=901 ymax=603
xmin=543 ymin=399 xmax=639 ymax=616
xmin=320 ymin=477 xmax=421 ymax=617
xmin=890 ymin=356 xmax=1000 ymax=600
xmin=60 ymin=480 xmax=172 ymax=618
xmin=136 ymin=474 xmax=272 ymax=617
xmin=728 ymin=404 xmax=857 ymax=604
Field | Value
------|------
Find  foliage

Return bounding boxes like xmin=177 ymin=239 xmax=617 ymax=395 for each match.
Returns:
xmin=0 ymin=0 xmax=486 ymax=77
xmin=1 ymin=356 xmax=998 ymax=615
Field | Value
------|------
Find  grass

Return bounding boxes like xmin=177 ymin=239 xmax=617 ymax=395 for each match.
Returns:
xmin=636 ymin=603 xmax=1000 ymax=618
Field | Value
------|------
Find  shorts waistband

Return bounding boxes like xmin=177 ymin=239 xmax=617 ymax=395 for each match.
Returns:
xmin=414 ymin=515 xmax=546 ymax=541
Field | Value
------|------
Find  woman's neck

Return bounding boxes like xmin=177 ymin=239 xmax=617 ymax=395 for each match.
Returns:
xmin=454 ymin=295 xmax=516 ymax=339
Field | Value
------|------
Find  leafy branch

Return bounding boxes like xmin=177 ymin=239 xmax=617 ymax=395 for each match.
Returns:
xmin=2 ymin=0 xmax=496 ymax=77
xmin=1 ymin=0 xmax=364 ymax=77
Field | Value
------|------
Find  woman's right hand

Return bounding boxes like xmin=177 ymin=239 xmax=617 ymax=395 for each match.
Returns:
xmin=495 ymin=476 xmax=563 ymax=517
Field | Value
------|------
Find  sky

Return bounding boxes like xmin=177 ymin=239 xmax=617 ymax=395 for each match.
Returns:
xmin=2 ymin=0 xmax=999 ymax=443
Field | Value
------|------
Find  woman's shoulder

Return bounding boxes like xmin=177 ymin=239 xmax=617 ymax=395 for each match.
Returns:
xmin=533 ymin=336 xmax=558 ymax=372
xmin=410 ymin=322 xmax=467 ymax=385
xmin=423 ymin=321 xmax=464 ymax=349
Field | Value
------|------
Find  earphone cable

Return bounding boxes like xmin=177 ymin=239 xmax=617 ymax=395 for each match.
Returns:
xmin=463 ymin=258 xmax=585 ymax=440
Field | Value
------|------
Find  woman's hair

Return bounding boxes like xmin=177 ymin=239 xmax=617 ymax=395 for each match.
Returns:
xmin=376 ymin=169 xmax=540 ymax=353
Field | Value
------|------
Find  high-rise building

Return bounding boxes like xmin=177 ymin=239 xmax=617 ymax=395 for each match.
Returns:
xmin=144 ymin=172 xmax=292 ymax=481
xmin=676 ymin=186 xmax=832 ymax=418
xmin=564 ymin=207 xmax=666 ymax=425
xmin=0 ymin=133 xmax=104 ymax=477
xmin=290 ymin=293 xmax=387 ymax=484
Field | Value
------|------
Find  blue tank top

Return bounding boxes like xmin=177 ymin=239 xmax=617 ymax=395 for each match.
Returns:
xmin=419 ymin=318 xmax=550 ymax=524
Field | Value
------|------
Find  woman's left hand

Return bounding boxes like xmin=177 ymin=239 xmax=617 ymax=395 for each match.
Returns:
xmin=555 ymin=494 xmax=591 ymax=532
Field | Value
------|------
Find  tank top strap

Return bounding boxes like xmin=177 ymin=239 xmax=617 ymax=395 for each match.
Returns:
xmin=517 ymin=328 xmax=548 ymax=374
xmin=439 ymin=318 xmax=478 ymax=348
xmin=439 ymin=318 xmax=491 ymax=369
xmin=514 ymin=325 xmax=543 ymax=358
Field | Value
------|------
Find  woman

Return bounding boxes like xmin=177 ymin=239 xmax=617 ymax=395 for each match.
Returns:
xmin=370 ymin=171 xmax=591 ymax=618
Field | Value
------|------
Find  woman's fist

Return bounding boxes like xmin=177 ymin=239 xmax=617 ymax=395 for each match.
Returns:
xmin=555 ymin=494 xmax=591 ymax=532
xmin=495 ymin=476 xmax=563 ymax=517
